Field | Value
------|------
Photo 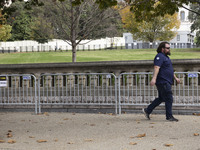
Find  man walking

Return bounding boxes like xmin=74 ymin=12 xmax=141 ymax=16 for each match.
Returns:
xmin=143 ymin=42 xmax=180 ymax=121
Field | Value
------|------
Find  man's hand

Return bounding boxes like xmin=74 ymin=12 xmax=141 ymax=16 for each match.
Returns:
xmin=150 ymin=78 xmax=156 ymax=86
xmin=175 ymin=78 xmax=181 ymax=84
xmin=174 ymin=74 xmax=181 ymax=84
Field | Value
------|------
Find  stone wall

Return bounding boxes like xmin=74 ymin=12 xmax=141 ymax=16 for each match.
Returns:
xmin=0 ymin=59 xmax=200 ymax=77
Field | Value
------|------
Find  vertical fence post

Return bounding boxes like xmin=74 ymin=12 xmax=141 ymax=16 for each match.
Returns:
xmin=118 ymin=75 xmax=121 ymax=114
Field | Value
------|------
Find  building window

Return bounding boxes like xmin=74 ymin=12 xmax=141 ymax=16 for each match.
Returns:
xmin=180 ymin=11 xmax=185 ymax=21
xmin=177 ymin=35 xmax=180 ymax=41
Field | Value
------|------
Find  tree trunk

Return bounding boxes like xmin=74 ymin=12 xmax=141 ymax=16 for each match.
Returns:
xmin=70 ymin=0 xmax=77 ymax=63
xmin=72 ymin=43 xmax=76 ymax=62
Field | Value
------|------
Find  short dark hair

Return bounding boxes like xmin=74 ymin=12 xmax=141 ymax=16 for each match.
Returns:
xmin=157 ymin=42 xmax=169 ymax=53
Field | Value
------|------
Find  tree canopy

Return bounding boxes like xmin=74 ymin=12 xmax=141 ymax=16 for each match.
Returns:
xmin=7 ymin=1 xmax=34 ymax=41
xmin=0 ymin=11 xmax=11 ymax=41
xmin=120 ymin=6 xmax=180 ymax=43
xmin=71 ymin=0 xmax=200 ymax=21
xmin=1 ymin=0 xmax=200 ymax=20
xmin=188 ymin=3 xmax=200 ymax=46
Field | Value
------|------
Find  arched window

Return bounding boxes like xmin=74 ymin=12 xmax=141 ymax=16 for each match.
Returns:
xmin=180 ymin=11 xmax=185 ymax=21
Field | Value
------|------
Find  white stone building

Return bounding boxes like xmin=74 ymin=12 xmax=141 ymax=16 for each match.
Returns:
xmin=170 ymin=5 xmax=195 ymax=46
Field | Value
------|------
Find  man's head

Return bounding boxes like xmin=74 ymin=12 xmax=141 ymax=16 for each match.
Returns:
xmin=157 ymin=42 xmax=171 ymax=56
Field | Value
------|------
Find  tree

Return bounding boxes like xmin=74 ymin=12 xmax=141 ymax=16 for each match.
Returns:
xmin=7 ymin=1 xmax=34 ymax=41
xmin=28 ymin=3 xmax=54 ymax=43
xmin=0 ymin=24 xmax=12 ymax=41
xmin=120 ymin=6 xmax=180 ymax=43
xmin=7 ymin=1 xmax=54 ymax=43
xmin=29 ymin=16 xmax=54 ymax=43
xmin=188 ymin=3 xmax=200 ymax=46
xmin=1 ymin=0 xmax=200 ymax=21
xmin=0 ymin=11 xmax=11 ymax=41
xmin=33 ymin=0 xmax=121 ymax=62
xmin=72 ymin=0 xmax=200 ymax=21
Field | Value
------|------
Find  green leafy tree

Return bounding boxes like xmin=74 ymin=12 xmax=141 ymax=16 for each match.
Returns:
xmin=72 ymin=0 xmax=200 ymax=21
xmin=7 ymin=1 xmax=33 ymax=40
xmin=9 ymin=13 xmax=33 ymax=40
xmin=28 ymin=3 xmax=54 ymax=43
xmin=7 ymin=1 xmax=52 ymax=43
xmin=29 ymin=16 xmax=54 ymax=43
xmin=188 ymin=3 xmax=200 ymax=46
xmin=1 ymin=0 xmax=200 ymax=21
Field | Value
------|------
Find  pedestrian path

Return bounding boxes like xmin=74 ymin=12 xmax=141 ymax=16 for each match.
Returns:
xmin=0 ymin=112 xmax=200 ymax=150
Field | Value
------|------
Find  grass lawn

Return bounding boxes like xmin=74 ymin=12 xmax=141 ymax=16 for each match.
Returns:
xmin=0 ymin=48 xmax=200 ymax=64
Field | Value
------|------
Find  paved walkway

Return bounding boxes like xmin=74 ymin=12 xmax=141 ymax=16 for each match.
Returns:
xmin=0 ymin=112 xmax=200 ymax=150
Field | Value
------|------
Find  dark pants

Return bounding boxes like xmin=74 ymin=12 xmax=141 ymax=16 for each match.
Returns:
xmin=146 ymin=82 xmax=173 ymax=119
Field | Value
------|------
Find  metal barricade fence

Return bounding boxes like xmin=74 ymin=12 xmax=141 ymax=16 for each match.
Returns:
xmin=173 ymin=72 xmax=199 ymax=106
xmin=0 ymin=74 xmax=37 ymax=113
xmin=118 ymin=72 xmax=200 ymax=114
xmin=0 ymin=72 xmax=199 ymax=115
xmin=38 ymin=73 xmax=117 ymax=114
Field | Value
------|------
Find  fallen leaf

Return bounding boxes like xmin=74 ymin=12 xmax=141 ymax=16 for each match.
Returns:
xmin=54 ymin=139 xmax=58 ymax=142
xmin=8 ymin=130 xmax=12 ymax=132
xmin=44 ymin=112 xmax=49 ymax=116
xmin=122 ymin=111 xmax=127 ymax=114
xmin=107 ymin=113 xmax=113 ymax=116
xmin=193 ymin=113 xmax=200 ymax=116
xmin=84 ymin=139 xmax=93 ymax=142
xmin=0 ymin=140 xmax=6 ymax=143
xmin=68 ymin=142 xmax=74 ymax=144
xmin=129 ymin=142 xmax=137 ymax=145
xmin=7 ymin=133 xmax=13 ymax=138
xmin=194 ymin=133 xmax=199 ymax=136
xmin=37 ymin=139 xmax=47 ymax=143
xmin=136 ymin=133 xmax=146 ymax=138
xmin=164 ymin=144 xmax=173 ymax=147
xmin=8 ymin=140 xmax=16 ymax=144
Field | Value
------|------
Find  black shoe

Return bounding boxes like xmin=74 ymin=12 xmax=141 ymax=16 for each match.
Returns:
xmin=166 ymin=116 xmax=178 ymax=122
xmin=142 ymin=108 xmax=150 ymax=120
